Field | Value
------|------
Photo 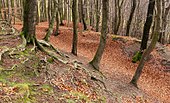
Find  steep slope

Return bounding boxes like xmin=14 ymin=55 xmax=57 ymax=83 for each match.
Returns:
xmin=13 ymin=22 xmax=170 ymax=103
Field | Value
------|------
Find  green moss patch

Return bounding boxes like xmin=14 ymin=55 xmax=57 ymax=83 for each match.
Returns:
xmin=132 ymin=51 xmax=143 ymax=63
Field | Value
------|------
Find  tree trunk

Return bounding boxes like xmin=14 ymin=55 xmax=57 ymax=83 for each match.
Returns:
xmin=95 ymin=0 xmax=101 ymax=32
xmin=22 ymin=0 xmax=37 ymax=44
xmin=36 ymin=0 xmax=41 ymax=24
xmin=13 ymin=0 xmax=17 ymax=24
xmin=7 ymin=0 xmax=11 ymax=24
xmin=89 ymin=0 xmax=109 ymax=70
xmin=125 ymin=0 xmax=136 ymax=36
xmin=113 ymin=0 xmax=124 ymax=35
xmin=159 ymin=2 xmax=170 ymax=44
xmin=44 ymin=0 xmax=57 ymax=41
xmin=48 ymin=0 xmax=51 ymax=24
xmin=55 ymin=0 xmax=60 ymax=36
xmin=80 ymin=0 xmax=87 ymax=30
xmin=130 ymin=0 xmax=161 ymax=88
xmin=71 ymin=0 xmax=78 ymax=55
xmin=58 ymin=0 xmax=64 ymax=25
xmin=140 ymin=0 xmax=155 ymax=51
xmin=89 ymin=0 xmax=95 ymax=28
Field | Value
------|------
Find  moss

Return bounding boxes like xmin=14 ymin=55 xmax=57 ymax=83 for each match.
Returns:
xmin=0 ymin=66 xmax=3 ymax=73
xmin=13 ymin=83 xmax=30 ymax=97
xmin=112 ymin=35 xmax=119 ymax=41
xmin=132 ymin=51 xmax=143 ymax=63
xmin=40 ymin=84 xmax=54 ymax=94
xmin=13 ymin=83 xmax=37 ymax=103
xmin=0 ymin=69 xmax=14 ymax=83
xmin=112 ymin=35 xmax=125 ymax=42
xmin=47 ymin=57 xmax=54 ymax=63
xmin=20 ymin=31 xmax=24 ymax=36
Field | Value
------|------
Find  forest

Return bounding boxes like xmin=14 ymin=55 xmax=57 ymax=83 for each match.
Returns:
xmin=0 ymin=0 xmax=170 ymax=102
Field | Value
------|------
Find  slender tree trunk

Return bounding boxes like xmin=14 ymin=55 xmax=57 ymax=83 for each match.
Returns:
xmin=125 ymin=0 xmax=136 ymax=36
xmin=71 ymin=0 xmax=78 ymax=55
xmin=44 ymin=0 xmax=48 ymax=21
xmin=48 ymin=0 xmax=51 ymax=24
xmin=84 ymin=0 xmax=89 ymax=25
xmin=78 ymin=0 xmax=82 ymax=23
xmin=89 ymin=0 xmax=95 ymax=29
xmin=13 ymin=0 xmax=17 ymax=24
xmin=55 ymin=0 xmax=60 ymax=36
xmin=140 ymin=0 xmax=155 ymax=51
xmin=159 ymin=2 xmax=170 ymax=44
xmin=67 ymin=0 xmax=70 ymax=26
xmin=89 ymin=0 xmax=93 ymax=26
xmin=130 ymin=0 xmax=161 ymax=88
xmin=37 ymin=0 xmax=40 ymax=24
xmin=113 ymin=0 xmax=124 ymax=35
xmin=44 ymin=0 xmax=57 ymax=41
xmin=89 ymin=0 xmax=109 ymax=70
xmin=64 ymin=0 xmax=67 ymax=20
xmin=58 ymin=0 xmax=64 ymax=25
xmin=95 ymin=0 xmax=101 ymax=32
xmin=2 ymin=0 xmax=7 ymax=20
xmin=80 ymin=0 xmax=87 ymax=30
xmin=7 ymin=0 xmax=11 ymax=24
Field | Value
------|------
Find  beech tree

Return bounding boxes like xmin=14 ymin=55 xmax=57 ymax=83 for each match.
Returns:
xmin=95 ymin=0 xmax=101 ymax=32
xmin=7 ymin=0 xmax=11 ymax=24
xmin=130 ymin=0 xmax=161 ymax=88
xmin=22 ymin=0 xmax=37 ymax=44
xmin=125 ymin=0 xmax=136 ymax=36
xmin=113 ymin=0 xmax=124 ymax=35
xmin=55 ymin=4 xmax=60 ymax=36
xmin=159 ymin=0 xmax=170 ymax=44
xmin=44 ymin=0 xmax=58 ymax=41
xmin=58 ymin=0 xmax=64 ymax=25
xmin=90 ymin=0 xmax=109 ymax=70
xmin=80 ymin=0 xmax=87 ymax=31
xmin=71 ymin=0 xmax=78 ymax=55
xmin=140 ymin=0 xmax=155 ymax=51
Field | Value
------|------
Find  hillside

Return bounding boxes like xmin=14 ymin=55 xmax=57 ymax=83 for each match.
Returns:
xmin=0 ymin=21 xmax=169 ymax=103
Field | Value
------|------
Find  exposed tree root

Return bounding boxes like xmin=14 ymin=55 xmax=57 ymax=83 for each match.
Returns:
xmin=0 ymin=47 xmax=10 ymax=62
xmin=75 ymin=62 xmax=112 ymax=96
xmin=89 ymin=61 xmax=100 ymax=71
xmin=130 ymin=81 xmax=138 ymax=89
xmin=17 ymin=35 xmax=26 ymax=51
xmin=35 ymin=39 xmax=68 ymax=64
xmin=38 ymin=39 xmax=68 ymax=58
xmin=72 ymin=61 xmax=107 ymax=89
xmin=6 ymin=64 xmax=17 ymax=71
xmin=36 ymin=39 xmax=108 ymax=91
xmin=31 ymin=38 xmax=36 ymax=51
xmin=91 ymin=76 xmax=107 ymax=89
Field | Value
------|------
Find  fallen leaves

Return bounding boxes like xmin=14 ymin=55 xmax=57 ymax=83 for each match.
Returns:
xmin=50 ymin=67 xmax=104 ymax=102
xmin=12 ymin=21 xmax=170 ymax=102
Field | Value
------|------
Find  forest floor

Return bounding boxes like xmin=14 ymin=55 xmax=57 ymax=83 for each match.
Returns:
xmin=0 ymin=21 xmax=169 ymax=103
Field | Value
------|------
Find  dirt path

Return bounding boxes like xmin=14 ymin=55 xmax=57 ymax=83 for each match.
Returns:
xmin=14 ymin=22 xmax=170 ymax=103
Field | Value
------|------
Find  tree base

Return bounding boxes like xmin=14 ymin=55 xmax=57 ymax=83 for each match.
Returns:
xmin=60 ymin=23 xmax=64 ymax=26
xmin=89 ymin=61 xmax=99 ymax=71
xmin=130 ymin=80 xmax=138 ymax=89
